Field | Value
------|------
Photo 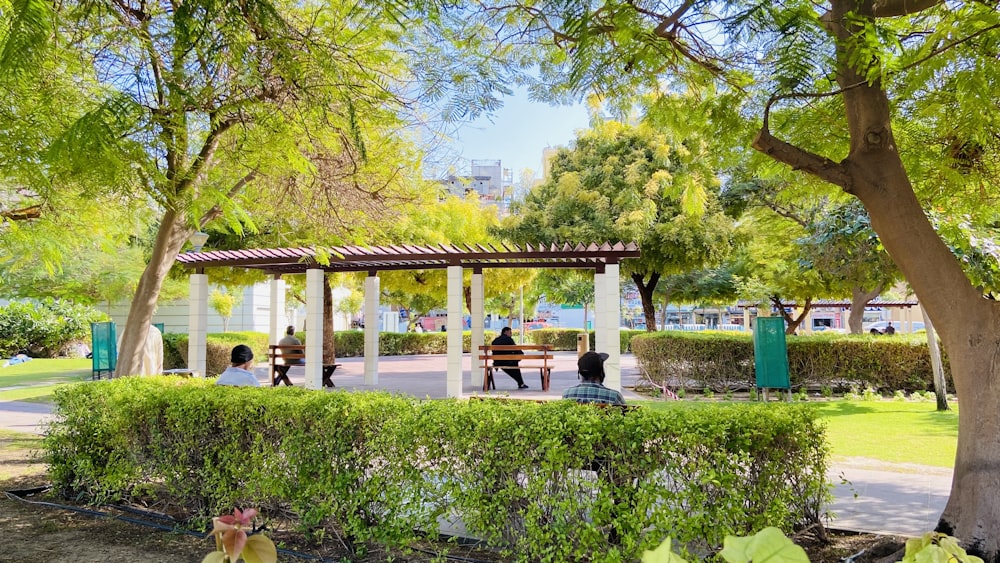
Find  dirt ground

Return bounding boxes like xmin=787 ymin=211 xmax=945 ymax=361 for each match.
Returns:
xmin=0 ymin=439 xmax=905 ymax=563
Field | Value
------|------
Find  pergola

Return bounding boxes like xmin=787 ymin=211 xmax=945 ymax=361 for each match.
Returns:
xmin=175 ymin=242 xmax=640 ymax=397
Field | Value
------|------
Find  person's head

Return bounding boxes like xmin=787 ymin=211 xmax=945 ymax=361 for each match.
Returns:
xmin=501 ymin=327 xmax=512 ymax=336
xmin=578 ymin=351 xmax=609 ymax=383
xmin=887 ymin=321 xmax=893 ymax=326
xmin=285 ymin=325 xmax=296 ymax=336
xmin=231 ymin=344 xmax=254 ymax=368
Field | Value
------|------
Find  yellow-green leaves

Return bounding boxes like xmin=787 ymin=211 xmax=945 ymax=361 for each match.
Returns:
xmin=641 ymin=537 xmax=689 ymax=563
xmin=718 ymin=527 xmax=810 ymax=563
xmin=901 ymin=532 xmax=984 ymax=563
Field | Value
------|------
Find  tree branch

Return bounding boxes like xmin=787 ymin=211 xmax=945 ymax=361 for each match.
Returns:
xmin=873 ymin=0 xmax=941 ymax=17
xmin=752 ymin=127 xmax=853 ymax=192
xmin=1 ymin=205 xmax=42 ymax=221
xmin=198 ymin=170 xmax=259 ymax=228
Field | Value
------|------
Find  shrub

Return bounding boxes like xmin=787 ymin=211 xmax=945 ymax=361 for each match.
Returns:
xmin=633 ymin=331 xmax=953 ymax=394
xmin=0 ymin=299 xmax=109 ymax=357
xmin=46 ymin=378 xmax=829 ymax=562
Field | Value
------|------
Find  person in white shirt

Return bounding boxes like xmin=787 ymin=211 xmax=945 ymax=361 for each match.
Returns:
xmin=215 ymin=345 xmax=261 ymax=387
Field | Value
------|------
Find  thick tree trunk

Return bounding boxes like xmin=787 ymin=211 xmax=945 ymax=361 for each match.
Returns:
xmin=848 ymin=283 xmax=884 ymax=334
xmin=631 ymin=272 xmax=660 ymax=332
xmin=751 ymin=1 xmax=1000 ymax=556
xmin=115 ymin=209 xmax=191 ymax=377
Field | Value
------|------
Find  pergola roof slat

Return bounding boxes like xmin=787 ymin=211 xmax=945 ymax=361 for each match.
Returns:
xmin=176 ymin=242 xmax=640 ymax=274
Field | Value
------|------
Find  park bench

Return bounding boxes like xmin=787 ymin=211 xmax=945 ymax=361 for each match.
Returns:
xmin=267 ymin=344 xmax=341 ymax=388
xmin=478 ymin=344 xmax=554 ymax=392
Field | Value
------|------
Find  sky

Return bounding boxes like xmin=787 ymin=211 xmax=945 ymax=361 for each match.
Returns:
xmin=450 ymin=86 xmax=591 ymax=182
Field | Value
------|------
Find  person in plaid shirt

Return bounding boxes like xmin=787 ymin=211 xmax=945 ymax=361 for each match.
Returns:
xmin=562 ymin=351 xmax=626 ymax=405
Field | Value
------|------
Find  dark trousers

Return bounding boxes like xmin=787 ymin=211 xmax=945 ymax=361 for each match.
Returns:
xmin=499 ymin=366 xmax=524 ymax=386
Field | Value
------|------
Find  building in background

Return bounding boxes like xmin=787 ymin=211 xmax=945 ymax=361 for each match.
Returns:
xmin=438 ymin=159 xmax=513 ymax=216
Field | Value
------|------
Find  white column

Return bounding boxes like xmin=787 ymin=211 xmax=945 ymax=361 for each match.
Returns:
xmin=603 ymin=263 xmax=622 ymax=391
xmin=470 ymin=271 xmax=485 ymax=387
xmin=446 ymin=265 xmax=464 ymax=398
xmin=304 ymin=269 xmax=324 ymax=390
xmin=594 ymin=268 xmax=607 ymax=355
xmin=364 ymin=274 xmax=380 ymax=385
xmin=269 ymin=277 xmax=286 ymax=345
xmin=187 ymin=273 xmax=208 ymax=377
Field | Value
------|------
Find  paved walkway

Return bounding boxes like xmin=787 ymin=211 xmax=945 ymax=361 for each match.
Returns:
xmin=0 ymin=352 xmax=952 ymax=538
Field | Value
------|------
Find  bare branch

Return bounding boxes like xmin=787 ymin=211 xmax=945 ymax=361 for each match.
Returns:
xmin=0 ymin=205 xmax=43 ymax=221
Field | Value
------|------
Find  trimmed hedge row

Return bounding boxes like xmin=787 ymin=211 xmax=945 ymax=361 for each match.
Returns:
xmin=632 ymin=331 xmax=953 ymax=393
xmin=528 ymin=328 xmax=644 ymax=353
xmin=163 ymin=329 xmax=643 ymax=375
xmin=45 ymin=378 xmax=828 ymax=561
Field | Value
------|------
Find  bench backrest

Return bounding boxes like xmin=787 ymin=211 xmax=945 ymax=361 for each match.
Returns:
xmin=479 ymin=344 xmax=553 ymax=361
xmin=268 ymin=344 xmax=305 ymax=365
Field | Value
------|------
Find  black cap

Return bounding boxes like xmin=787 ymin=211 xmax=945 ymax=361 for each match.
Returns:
xmin=578 ymin=351 xmax=609 ymax=378
xmin=231 ymin=344 xmax=254 ymax=365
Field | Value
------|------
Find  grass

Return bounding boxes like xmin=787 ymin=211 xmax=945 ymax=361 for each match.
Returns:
xmin=0 ymin=358 xmax=92 ymax=402
xmin=812 ymin=399 xmax=958 ymax=468
xmin=638 ymin=397 xmax=959 ymax=469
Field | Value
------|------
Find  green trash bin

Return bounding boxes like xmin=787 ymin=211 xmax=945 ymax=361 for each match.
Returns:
xmin=753 ymin=316 xmax=790 ymax=398
xmin=91 ymin=321 xmax=117 ymax=380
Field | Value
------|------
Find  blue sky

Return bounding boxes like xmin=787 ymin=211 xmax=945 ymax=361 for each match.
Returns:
xmin=450 ymin=87 xmax=591 ymax=181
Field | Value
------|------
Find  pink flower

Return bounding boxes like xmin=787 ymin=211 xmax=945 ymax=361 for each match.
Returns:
xmin=208 ymin=508 xmax=258 ymax=561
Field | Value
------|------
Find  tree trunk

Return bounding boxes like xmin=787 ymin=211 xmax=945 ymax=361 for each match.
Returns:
xmin=323 ymin=275 xmax=336 ymax=364
xmin=115 ymin=209 xmax=191 ymax=377
xmin=920 ymin=307 xmax=949 ymax=412
xmin=770 ymin=296 xmax=812 ymax=335
xmin=631 ymin=272 xmax=660 ymax=332
xmin=848 ymin=283 xmax=884 ymax=334
xmin=750 ymin=1 xmax=1000 ymax=556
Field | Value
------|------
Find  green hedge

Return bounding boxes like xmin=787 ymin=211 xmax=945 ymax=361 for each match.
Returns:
xmin=528 ymin=328 xmax=644 ymax=353
xmin=45 ymin=378 xmax=828 ymax=561
xmin=0 ymin=299 xmax=109 ymax=357
xmin=632 ymin=331 xmax=953 ymax=393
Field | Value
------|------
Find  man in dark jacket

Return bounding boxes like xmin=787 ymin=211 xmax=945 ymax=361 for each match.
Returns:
xmin=491 ymin=327 xmax=528 ymax=389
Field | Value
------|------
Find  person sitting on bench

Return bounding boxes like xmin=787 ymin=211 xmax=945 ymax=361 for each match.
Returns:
xmin=491 ymin=326 xmax=528 ymax=390
xmin=278 ymin=325 xmax=304 ymax=365
xmin=562 ymin=351 xmax=625 ymax=405
xmin=216 ymin=345 xmax=260 ymax=387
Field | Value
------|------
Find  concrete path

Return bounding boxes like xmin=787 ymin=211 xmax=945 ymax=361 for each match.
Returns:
xmin=0 ymin=352 xmax=952 ymax=538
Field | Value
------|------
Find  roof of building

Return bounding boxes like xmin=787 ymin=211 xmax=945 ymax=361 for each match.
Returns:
xmin=175 ymin=242 xmax=641 ymax=275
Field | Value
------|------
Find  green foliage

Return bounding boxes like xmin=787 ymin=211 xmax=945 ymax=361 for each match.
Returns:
xmin=0 ymin=299 xmax=108 ymax=357
xmin=46 ymin=379 xmax=828 ymax=561
xmin=208 ymin=289 xmax=241 ymax=333
xmin=901 ymin=532 xmax=984 ymax=563
xmin=632 ymin=331 xmax=953 ymax=394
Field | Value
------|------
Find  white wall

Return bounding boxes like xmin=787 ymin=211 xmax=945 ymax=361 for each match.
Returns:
xmin=107 ymin=283 xmax=282 ymax=334
xmin=106 ymin=282 xmax=357 ymax=335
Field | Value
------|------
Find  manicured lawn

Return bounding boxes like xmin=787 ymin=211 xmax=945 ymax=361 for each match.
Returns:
xmin=0 ymin=358 xmax=91 ymax=402
xmin=639 ymin=398 xmax=958 ymax=469
xmin=812 ymin=399 xmax=958 ymax=468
